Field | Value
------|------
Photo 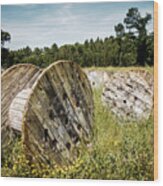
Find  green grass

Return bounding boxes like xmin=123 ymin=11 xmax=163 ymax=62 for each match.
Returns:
xmin=1 ymin=88 xmax=154 ymax=180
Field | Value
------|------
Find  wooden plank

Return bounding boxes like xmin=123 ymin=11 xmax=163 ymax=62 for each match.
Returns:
xmin=1 ymin=64 xmax=41 ymax=153
xmin=22 ymin=60 xmax=94 ymax=166
xmin=102 ymin=71 xmax=154 ymax=121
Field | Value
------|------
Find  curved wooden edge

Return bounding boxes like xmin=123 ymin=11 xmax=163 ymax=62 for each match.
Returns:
xmin=1 ymin=63 xmax=41 ymax=78
xmin=22 ymin=60 xmax=93 ymax=126
xmin=21 ymin=60 xmax=93 ymax=127
xmin=29 ymin=60 xmax=92 ymax=94
xmin=1 ymin=63 xmax=41 ymax=151
xmin=21 ymin=60 xmax=93 ymax=164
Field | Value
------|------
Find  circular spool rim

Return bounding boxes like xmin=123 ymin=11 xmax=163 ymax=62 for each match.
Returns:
xmin=1 ymin=63 xmax=41 ymax=150
xmin=102 ymin=71 xmax=153 ymax=122
xmin=2 ymin=63 xmax=40 ymax=77
xmin=22 ymin=60 xmax=94 ymax=166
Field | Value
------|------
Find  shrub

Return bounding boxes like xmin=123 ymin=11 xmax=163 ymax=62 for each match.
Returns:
xmin=1 ymin=88 xmax=154 ymax=180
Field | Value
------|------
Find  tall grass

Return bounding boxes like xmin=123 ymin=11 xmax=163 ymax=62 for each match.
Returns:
xmin=1 ymin=88 xmax=154 ymax=180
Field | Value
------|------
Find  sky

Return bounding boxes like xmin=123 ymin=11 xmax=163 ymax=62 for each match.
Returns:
xmin=1 ymin=1 xmax=154 ymax=50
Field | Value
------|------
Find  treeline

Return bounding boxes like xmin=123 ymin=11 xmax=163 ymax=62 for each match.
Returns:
xmin=1 ymin=8 xmax=154 ymax=69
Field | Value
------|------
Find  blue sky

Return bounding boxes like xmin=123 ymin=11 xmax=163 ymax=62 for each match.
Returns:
xmin=1 ymin=1 xmax=154 ymax=50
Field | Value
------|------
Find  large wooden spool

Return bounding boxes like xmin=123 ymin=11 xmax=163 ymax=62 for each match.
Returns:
xmin=102 ymin=71 xmax=153 ymax=122
xmin=1 ymin=61 xmax=94 ymax=166
xmin=1 ymin=64 xmax=42 ymax=150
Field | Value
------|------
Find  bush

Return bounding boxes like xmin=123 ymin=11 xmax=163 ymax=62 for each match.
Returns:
xmin=1 ymin=88 xmax=154 ymax=180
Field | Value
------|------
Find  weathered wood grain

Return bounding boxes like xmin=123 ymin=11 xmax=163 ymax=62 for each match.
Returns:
xmin=2 ymin=61 xmax=93 ymax=166
xmin=102 ymin=71 xmax=153 ymax=122
xmin=1 ymin=64 xmax=42 ymax=154
xmin=18 ymin=61 xmax=94 ymax=166
xmin=9 ymin=89 xmax=32 ymax=132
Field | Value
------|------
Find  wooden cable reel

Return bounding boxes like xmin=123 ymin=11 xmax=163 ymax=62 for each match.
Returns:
xmin=1 ymin=64 xmax=42 ymax=151
xmin=1 ymin=60 xmax=94 ymax=166
xmin=102 ymin=71 xmax=153 ymax=122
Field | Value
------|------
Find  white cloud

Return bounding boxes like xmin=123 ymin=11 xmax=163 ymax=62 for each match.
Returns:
xmin=2 ymin=2 xmax=154 ymax=50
